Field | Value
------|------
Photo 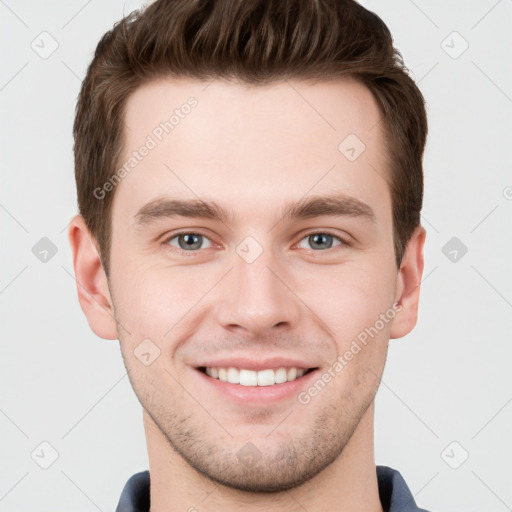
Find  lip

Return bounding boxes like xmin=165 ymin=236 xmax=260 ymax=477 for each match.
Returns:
xmin=193 ymin=365 xmax=320 ymax=405
xmin=194 ymin=357 xmax=316 ymax=372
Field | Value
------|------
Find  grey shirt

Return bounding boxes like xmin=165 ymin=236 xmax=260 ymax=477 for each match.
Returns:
xmin=115 ymin=465 xmax=431 ymax=511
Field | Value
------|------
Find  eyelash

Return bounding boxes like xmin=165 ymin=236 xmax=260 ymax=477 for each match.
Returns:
xmin=162 ymin=230 xmax=351 ymax=255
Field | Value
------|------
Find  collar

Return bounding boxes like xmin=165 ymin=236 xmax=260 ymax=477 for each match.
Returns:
xmin=115 ymin=465 xmax=431 ymax=512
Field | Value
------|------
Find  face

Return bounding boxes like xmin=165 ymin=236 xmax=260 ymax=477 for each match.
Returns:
xmin=102 ymin=77 xmax=404 ymax=491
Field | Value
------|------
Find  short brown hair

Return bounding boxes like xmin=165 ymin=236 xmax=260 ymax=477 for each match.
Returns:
xmin=73 ymin=0 xmax=427 ymax=276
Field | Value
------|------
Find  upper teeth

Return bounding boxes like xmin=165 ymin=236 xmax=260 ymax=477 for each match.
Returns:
xmin=205 ymin=367 xmax=307 ymax=386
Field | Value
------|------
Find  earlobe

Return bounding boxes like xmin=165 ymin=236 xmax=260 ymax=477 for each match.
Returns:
xmin=390 ymin=225 xmax=426 ymax=340
xmin=68 ymin=214 xmax=118 ymax=340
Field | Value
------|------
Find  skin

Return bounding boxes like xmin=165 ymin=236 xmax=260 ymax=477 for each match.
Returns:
xmin=69 ymin=77 xmax=426 ymax=512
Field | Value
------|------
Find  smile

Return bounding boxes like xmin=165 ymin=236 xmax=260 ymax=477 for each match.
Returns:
xmin=199 ymin=366 xmax=316 ymax=386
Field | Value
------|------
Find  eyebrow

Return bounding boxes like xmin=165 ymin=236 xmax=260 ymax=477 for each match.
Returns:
xmin=133 ymin=193 xmax=376 ymax=228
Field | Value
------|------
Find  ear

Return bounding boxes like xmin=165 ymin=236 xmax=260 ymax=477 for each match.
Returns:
xmin=67 ymin=214 xmax=118 ymax=340
xmin=390 ymin=225 xmax=426 ymax=339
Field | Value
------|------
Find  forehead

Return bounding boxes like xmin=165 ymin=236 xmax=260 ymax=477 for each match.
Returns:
xmin=113 ymin=77 xmax=391 ymax=228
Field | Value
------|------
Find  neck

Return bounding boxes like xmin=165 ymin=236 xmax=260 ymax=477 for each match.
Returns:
xmin=144 ymin=403 xmax=384 ymax=512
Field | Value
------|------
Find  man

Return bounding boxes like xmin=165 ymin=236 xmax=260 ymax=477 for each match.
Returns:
xmin=68 ymin=0 xmax=429 ymax=510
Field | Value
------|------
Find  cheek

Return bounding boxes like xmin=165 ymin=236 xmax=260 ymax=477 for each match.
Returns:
xmin=307 ymin=267 xmax=394 ymax=406
xmin=305 ymin=262 xmax=397 ymax=341
xmin=112 ymin=261 xmax=214 ymax=343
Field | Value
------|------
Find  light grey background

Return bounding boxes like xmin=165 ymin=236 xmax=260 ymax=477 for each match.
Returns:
xmin=1 ymin=1 xmax=511 ymax=510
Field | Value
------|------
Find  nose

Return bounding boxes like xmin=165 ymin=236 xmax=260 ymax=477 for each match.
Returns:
xmin=215 ymin=246 xmax=301 ymax=338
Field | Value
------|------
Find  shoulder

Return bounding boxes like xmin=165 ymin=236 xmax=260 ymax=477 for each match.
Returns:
xmin=115 ymin=470 xmax=150 ymax=512
xmin=376 ymin=465 xmax=432 ymax=512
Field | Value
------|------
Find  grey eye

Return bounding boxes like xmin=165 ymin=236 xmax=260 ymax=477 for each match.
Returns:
xmin=168 ymin=233 xmax=212 ymax=251
xmin=297 ymin=233 xmax=342 ymax=251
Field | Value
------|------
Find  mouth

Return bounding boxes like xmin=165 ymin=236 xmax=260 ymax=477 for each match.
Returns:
xmin=197 ymin=366 xmax=317 ymax=387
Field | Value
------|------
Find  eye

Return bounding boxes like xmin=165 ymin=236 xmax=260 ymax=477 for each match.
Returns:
xmin=296 ymin=232 xmax=348 ymax=251
xmin=165 ymin=232 xmax=212 ymax=252
xmin=163 ymin=230 xmax=349 ymax=255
